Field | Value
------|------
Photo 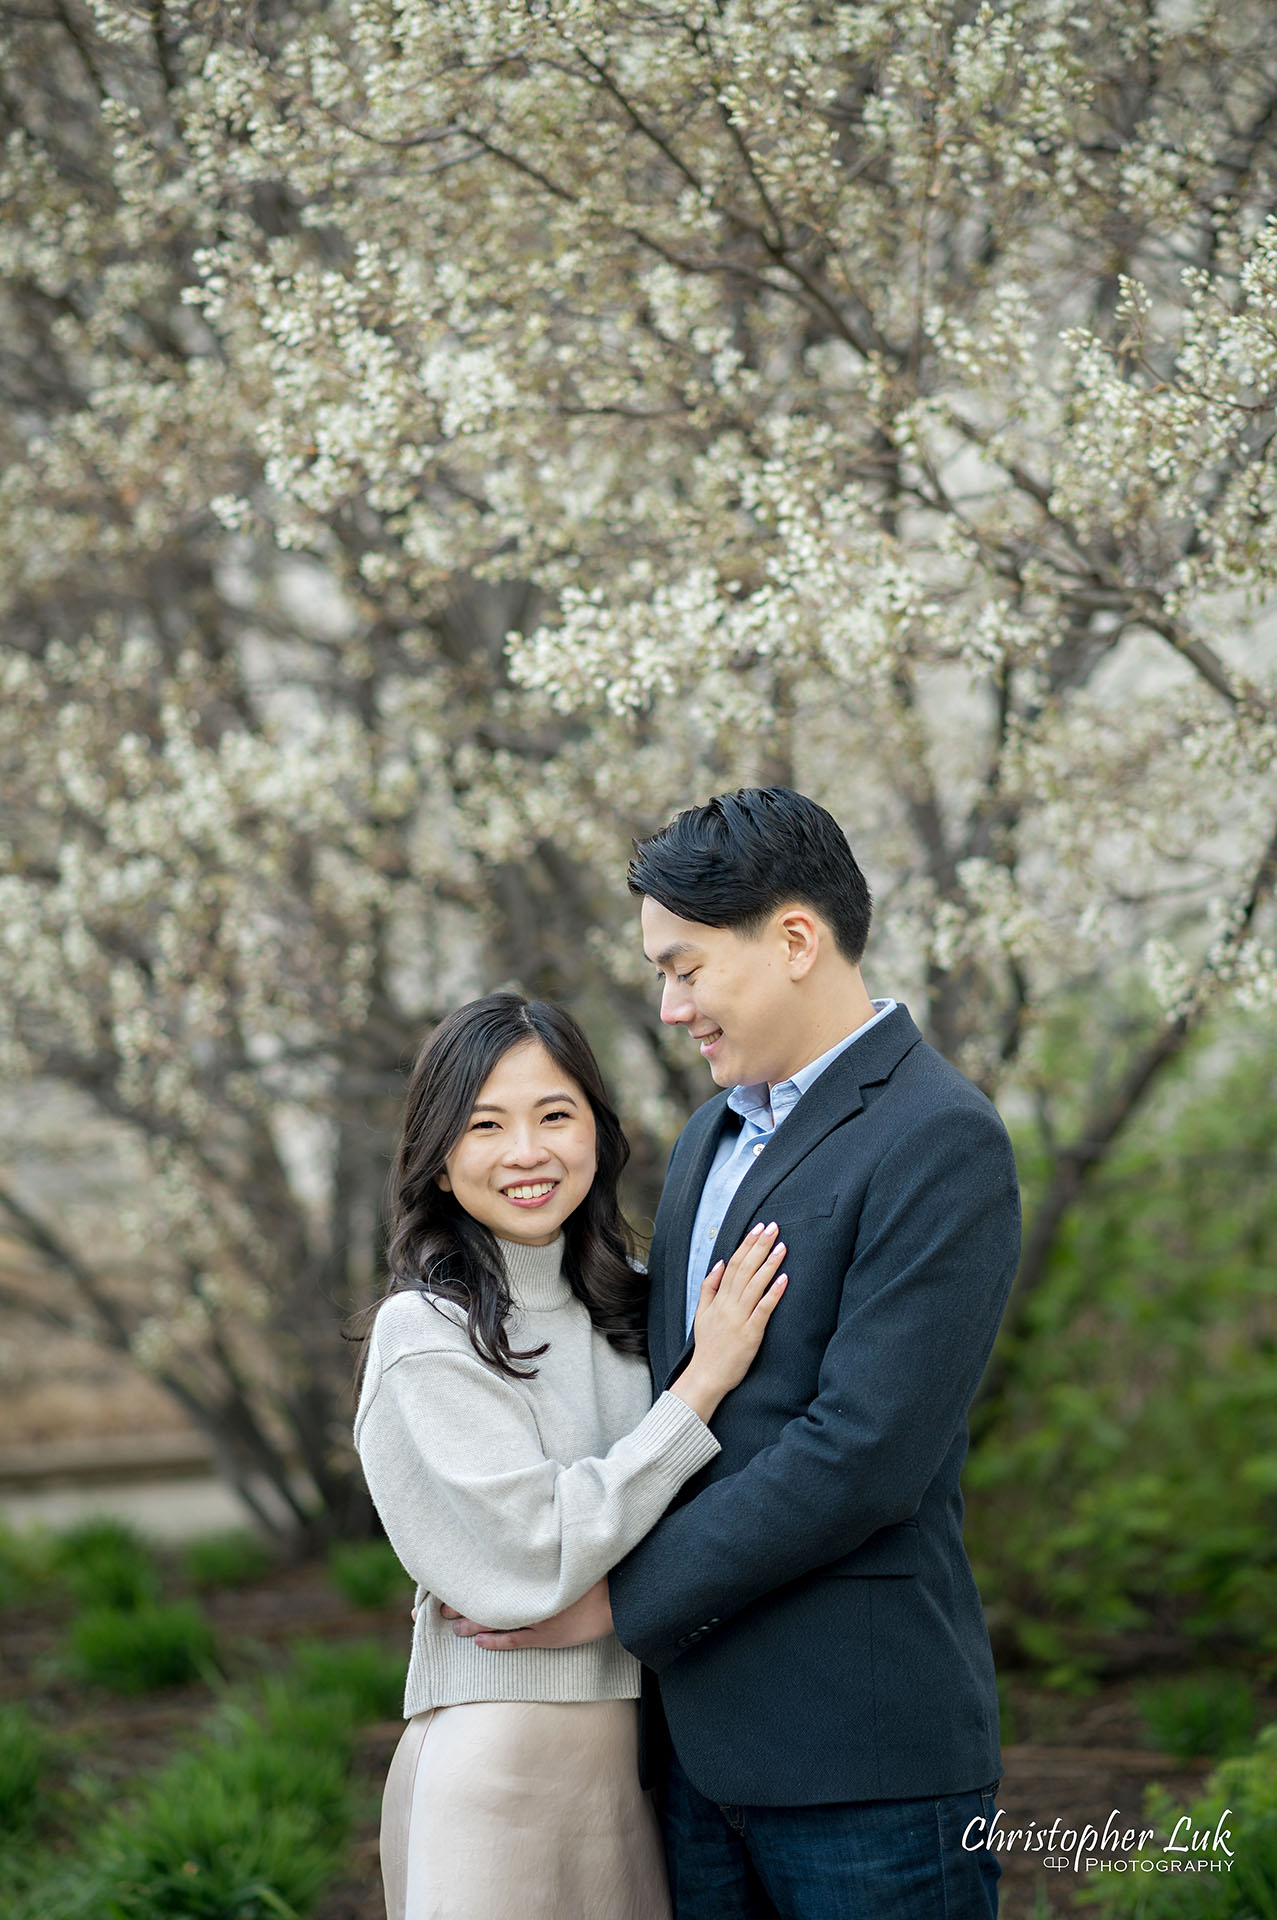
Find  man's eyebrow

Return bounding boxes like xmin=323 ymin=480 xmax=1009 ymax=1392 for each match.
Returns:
xmin=647 ymin=941 xmax=699 ymax=970
xmin=469 ymin=1091 xmax=578 ymax=1113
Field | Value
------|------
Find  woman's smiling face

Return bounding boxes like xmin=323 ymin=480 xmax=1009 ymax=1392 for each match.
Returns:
xmin=436 ymin=1039 xmax=598 ymax=1246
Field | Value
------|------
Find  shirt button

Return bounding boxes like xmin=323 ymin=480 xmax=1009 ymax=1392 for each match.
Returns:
xmin=752 ymin=1143 xmax=765 ymax=1156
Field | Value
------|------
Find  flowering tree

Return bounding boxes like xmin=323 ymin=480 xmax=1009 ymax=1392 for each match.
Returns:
xmin=1 ymin=0 xmax=1274 ymax=1536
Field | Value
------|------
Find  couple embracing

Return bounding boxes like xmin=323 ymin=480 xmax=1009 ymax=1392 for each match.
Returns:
xmin=353 ymin=787 xmax=1021 ymax=1920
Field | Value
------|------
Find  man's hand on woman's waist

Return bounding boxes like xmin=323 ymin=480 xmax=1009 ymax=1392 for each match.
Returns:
xmin=438 ymin=1576 xmax=615 ymax=1649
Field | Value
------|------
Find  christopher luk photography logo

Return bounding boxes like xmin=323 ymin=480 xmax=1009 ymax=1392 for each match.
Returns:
xmin=962 ymin=1805 xmax=1236 ymax=1875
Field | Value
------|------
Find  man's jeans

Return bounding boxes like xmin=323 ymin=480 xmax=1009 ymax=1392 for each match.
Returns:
xmin=661 ymin=1744 xmax=1001 ymax=1920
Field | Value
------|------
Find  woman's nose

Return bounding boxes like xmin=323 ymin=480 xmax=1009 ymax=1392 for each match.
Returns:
xmin=503 ymin=1133 xmax=549 ymax=1165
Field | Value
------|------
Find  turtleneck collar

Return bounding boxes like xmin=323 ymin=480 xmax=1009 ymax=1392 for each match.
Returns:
xmin=495 ymin=1234 xmax=572 ymax=1311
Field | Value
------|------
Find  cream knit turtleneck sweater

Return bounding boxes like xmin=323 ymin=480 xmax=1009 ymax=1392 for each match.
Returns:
xmin=354 ymin=1234 xmax=720 ymax=1717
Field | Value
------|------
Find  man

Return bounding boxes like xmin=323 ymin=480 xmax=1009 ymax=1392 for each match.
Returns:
xmin=450 ymin=787 xmax=1021 ymax=1917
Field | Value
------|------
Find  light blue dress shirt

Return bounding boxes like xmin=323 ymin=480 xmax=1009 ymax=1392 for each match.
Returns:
xmin=683 ymin=1001 xmax=898 ymax=1338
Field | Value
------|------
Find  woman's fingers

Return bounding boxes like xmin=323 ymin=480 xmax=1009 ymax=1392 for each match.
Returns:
xmin=700 ymin=1224 xmax=790 ymax=1330
xmin=692 ymin=1259 xmax=724 ymax=1314
xmin=751 ymin=1271 xmax=788 ymax=1321
xmin=745 ymin=1238 xmax=787 ymax=1297
xmin=720 ymin=1220 xmax=779 ymax=1286
xmin=722 ymin=1224 xmax=786 ymax=1299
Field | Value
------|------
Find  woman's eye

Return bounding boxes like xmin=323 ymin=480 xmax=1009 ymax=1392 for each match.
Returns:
xmin=676 ymin=971 xmax=696 ymax=985
xmin=469 ymin=1119 xmax=498 ymax=1131
xmin=543 ymin=1109 xmax=571 ymax=1123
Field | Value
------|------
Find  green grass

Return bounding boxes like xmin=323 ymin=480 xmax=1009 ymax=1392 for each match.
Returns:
xmin=286 ymin=1636 xmax=404 ymax=1723
xmin=326 ymin=1538 xmax=409 ymax=1610
xmin=68 ymin=1601 xmax=216 ymax=1694
xmin=1080 ymin=1721 xmax=1277 ymax=1917
xmin=53 ymin=1517 xmax=161 ymax=1612
xmin=1 ymin=1517 xmax=407 ymax=1916
xmin=7 ymin=1726 xmax=344 ymax=1920
xmin=7 ymin=1635 xmax=404 ymax=1920
xmin=0 ymin=1521 xmax=58 ymax=1608
xmin=93 ymin=1751 xmax=344 ymax=1919
xmin=3 ymin=1511 xmax=408 ymax=1917
xmin=180 ymin=1530 xmax=275 ymax=1590
xmin=1136 ymin=1672 xmax=1257 ymax=1760
xmin=0 ymin=1704 xmax=51 ymax=1836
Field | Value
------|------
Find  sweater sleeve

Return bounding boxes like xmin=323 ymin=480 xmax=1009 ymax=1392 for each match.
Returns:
xmin=355 ymin=1343 xmax=720 ymax=1629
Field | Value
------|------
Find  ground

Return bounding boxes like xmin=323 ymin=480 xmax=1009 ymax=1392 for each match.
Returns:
xmin=6 ymin=1551 xmax=1257 ymax=1920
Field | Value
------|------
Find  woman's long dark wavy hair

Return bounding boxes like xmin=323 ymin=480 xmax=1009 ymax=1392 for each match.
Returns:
xmin=354 ymin=993 xmax=646 ymax=1382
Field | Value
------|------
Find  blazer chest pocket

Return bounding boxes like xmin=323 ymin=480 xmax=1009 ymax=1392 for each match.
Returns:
xmin=822 ymin=1520 xmax=920 ymax=1578
xmin=778 ymin=1191 xmax=841 ymax=1225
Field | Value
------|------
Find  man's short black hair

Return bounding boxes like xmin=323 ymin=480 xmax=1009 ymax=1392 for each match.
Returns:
xmin=628 ymin=787 xmax=872 ymax=965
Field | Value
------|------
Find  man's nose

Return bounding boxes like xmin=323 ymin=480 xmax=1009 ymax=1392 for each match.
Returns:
xmin=660 ymin=980 xmax=694 ymax=1026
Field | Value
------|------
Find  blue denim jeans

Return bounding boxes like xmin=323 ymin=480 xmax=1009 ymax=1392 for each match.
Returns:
xmin=660 ymin=1745 xmax=1001 ymax=1920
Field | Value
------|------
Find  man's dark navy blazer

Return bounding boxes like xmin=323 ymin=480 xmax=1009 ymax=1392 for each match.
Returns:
xmin=609 ymin=1003 xmax=1021 ymax=1807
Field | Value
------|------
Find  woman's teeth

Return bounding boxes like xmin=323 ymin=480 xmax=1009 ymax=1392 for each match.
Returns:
xmin=504 ymin=1181 xmax=557 ymax=1201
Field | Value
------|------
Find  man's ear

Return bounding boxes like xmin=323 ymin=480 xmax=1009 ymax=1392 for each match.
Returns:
xmin=778 ymin=907 xmax=820 ymax=979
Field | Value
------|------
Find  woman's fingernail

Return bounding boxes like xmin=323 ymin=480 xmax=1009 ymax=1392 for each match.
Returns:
xmin=749 ymin=1222 xmax=764 ymax=1235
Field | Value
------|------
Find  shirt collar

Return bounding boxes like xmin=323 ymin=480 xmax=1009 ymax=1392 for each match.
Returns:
xmin=726 ymin=1000 xmax=897 ymax=1132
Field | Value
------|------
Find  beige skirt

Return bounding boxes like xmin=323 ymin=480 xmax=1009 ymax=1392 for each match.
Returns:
xmin=380 ymin=1699 xmax=671 ymax=1920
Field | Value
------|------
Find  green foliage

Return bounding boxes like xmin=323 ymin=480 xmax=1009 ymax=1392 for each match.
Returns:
xmin=179 ymin=1531 xmax=274 ymax=1591
xmin=68 ymin=1602 xmax=216 ymax=1694
xmin=996 ymin=1673 xmax=1019 ymax=1747
xmin=10 ymin=1743 xmax=342 ymax=1920
xmin=1080 ymin=1722 xmax=1277 ymax=1917
xmin=285 ymin=1637 xmax=404 ymax=1724
xmin=1138 ymin=1675 xmax=1258 ymax=1762
xmin=3 ymin=1863 xmax=107 ymax=1920
xmin=0 ymin=1705 xmax=51 ymax=1836
xmin=0 ymin=1523 xmax=57 ymax=1609
xmin=284 ymin=1634 xmax=404 ymax=1729
xmin=53 ymin=1519 xmax=161 ymax=1612
xmin=969 ymin=1026 xmax=1277 ymax=1664
xmin=326 ymin=1538 xmax=409 ymax=1610
xmin=92 ymin=1738 xmax=345 ymax=1919
xmin=7 ymin=1634 xmax=401 ymax=1920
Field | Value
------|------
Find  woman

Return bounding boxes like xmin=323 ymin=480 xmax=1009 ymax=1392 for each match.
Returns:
xmin=353 ymin=991 xmax=788 ymax=1920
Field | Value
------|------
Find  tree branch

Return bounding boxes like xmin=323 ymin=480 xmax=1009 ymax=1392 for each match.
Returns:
xmin=0 ymin=1277 xmax=80 ymax=1334
xmin=0 ymin=1181 xmax=137 ymax=1351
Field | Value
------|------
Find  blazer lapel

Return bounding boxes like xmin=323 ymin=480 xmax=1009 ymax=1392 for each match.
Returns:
xmin=660 ymin=1006 xmax=924 ymax=1388
xmin=648 ymin=1092 xmax=734 ymax=1385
